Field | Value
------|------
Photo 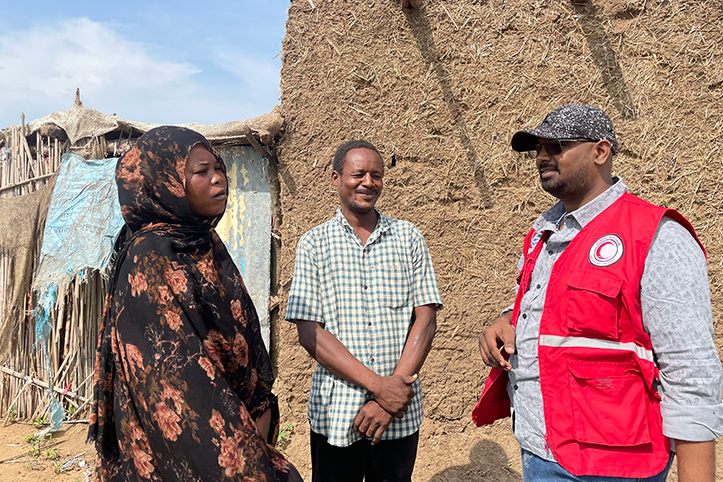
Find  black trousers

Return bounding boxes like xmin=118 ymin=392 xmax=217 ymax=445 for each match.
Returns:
xmin=310 ymin=430 xmax=419 ymax=482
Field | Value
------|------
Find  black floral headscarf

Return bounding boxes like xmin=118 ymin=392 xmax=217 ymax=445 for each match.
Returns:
xmin=88 ymin=126 xmax=301 ymax=482
xmin=116 ymin=126 xmax=225 ymax=233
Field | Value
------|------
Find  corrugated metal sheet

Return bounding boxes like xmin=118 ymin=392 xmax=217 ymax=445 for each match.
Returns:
xmin=216 ymin=146 xmax=271 ymax=350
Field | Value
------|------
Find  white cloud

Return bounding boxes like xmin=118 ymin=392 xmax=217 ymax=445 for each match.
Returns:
xmin=0 ymin=17 xmax=282 ymax=128
xmin=210 ymin=47 xmax=281 ymax=103
xmin=0 ymin=17 xmax=201 ymax=126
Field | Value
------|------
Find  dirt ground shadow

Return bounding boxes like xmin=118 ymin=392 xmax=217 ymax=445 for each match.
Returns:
xmin=428 ymin=439 xmax=522 ymax=482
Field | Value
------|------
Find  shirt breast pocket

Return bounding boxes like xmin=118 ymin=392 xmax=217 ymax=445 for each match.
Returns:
xmin=377 ymin=263 xmax=410 ymax=309
xmin=565 ymin=271 xmax=623 ymax=340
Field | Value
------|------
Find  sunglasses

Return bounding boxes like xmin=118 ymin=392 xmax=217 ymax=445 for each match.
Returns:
xmin=526 ymin=138 xmax=596 ymax=159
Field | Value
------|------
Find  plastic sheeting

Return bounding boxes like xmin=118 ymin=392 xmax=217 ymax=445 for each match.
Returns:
xmin=33 ymin=153 xmax=124 ymax=291
xmin=33 ymin=153 xmax=124 ymax=430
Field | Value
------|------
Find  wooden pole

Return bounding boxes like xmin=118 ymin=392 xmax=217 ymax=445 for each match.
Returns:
xmin=4 ymin=377 xmax=32 ymax=425
xmin=0 ymin=367 xmax=88 ymax=405
xmin=0 ymin=173 xmax=54 ymax=194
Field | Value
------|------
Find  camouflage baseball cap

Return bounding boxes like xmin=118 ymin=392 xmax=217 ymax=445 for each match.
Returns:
xmin=511 ymin=104 xmax=618 ymax=154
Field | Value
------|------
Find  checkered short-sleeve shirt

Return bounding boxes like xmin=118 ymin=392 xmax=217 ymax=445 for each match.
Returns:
xmin=285 ymin=208 xmax=442 ymax=447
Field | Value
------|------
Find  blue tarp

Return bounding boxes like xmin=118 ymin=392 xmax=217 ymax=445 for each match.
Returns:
xmin=34 ymin=153 xmax=124 ymax=287
xmin=33 ymin=153 xmax=124 ymax=430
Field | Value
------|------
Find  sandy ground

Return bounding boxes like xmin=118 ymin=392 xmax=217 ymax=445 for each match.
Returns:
xmin=0 ymin=422 xmax=94 ymax=482
xmin=2 ymin=408 xmax=721 ymax=481
xmin=0 ymin=417 xmax=526 ymax=482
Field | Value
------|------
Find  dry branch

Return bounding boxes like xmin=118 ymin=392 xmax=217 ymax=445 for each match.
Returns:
xmin=1 ymin=367 xmax=89 ymax=405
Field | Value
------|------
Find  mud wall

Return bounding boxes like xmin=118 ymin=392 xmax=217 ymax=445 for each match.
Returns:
xmin=273 ymin=1 xmax=723 ymax=479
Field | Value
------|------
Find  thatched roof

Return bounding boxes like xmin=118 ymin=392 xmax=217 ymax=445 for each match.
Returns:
xmin=0 ymin=92 xmax=284 ymax=147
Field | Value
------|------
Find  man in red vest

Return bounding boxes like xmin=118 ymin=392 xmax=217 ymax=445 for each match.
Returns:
xmin=475 ymin=104 xmax=722 ymax=481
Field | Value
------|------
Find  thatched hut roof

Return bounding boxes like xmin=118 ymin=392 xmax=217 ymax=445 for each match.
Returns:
xmin=1 ymin=91 xmax=284 ymax=148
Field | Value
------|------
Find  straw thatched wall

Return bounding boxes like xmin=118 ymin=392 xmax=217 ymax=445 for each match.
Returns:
xmin=0 ymin=117 xmax=105 ymax=423
xmin=273 ymin=0 xmax=723 ymax=479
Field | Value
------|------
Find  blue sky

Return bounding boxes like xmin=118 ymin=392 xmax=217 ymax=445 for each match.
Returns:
xmin=0 ymin=0 xmax=289 ymax=128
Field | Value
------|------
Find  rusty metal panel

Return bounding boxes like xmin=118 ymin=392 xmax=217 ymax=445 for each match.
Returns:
xmin=215 ymin=146 xmax=271 ymax=350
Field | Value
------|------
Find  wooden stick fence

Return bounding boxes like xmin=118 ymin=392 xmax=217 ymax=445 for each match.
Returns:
xmin=0 ymin=117 xmax=105 ymax=423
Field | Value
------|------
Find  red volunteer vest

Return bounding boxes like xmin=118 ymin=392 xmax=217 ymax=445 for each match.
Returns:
xmin=472 ymin=193 xmax=704 ymax=477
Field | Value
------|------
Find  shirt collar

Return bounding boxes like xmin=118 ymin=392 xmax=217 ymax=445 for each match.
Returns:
xmin=335 ymin=207 xmax=391 ymax=244
xmin=533 ymin=177 xmax=628 ymax=232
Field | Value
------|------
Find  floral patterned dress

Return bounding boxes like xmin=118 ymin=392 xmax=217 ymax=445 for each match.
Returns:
xmin=88 ymin=126 xmax=302 ymax=482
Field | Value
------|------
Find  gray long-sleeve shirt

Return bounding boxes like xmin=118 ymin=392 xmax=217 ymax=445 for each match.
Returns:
xmin=507 ymin=179 xmax=723 ymax=461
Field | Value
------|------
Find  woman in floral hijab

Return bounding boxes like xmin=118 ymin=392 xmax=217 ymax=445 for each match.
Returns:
xmin=88 ymin=126 xmax=301 ymax=482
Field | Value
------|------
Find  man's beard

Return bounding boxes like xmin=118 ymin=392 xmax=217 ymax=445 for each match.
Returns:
xmin=539 ymin=168 xmax=587 ymax=200
xmin=541 ymin=175 xmax=566 ymax=198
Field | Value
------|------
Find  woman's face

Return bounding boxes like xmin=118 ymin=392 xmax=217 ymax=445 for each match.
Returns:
xmin=184 ymin=144 xmax=228 ymax=217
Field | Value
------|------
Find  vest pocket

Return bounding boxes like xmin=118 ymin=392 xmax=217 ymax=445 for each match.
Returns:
xmin=567 ymin=362 xmax=651 ymax=446
xmin=565 ymin=271 xmax=623 ymax=340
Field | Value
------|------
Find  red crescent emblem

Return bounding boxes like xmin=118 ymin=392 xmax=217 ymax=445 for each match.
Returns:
xmin=589 ymin=235 xmax=624 ymax=267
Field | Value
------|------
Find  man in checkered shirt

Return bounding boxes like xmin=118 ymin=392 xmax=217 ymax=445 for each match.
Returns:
xmin=286 ymin=140 xmax=442 ymax=482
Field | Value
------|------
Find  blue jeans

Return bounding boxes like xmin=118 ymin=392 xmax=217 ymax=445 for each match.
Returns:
xmin=521 ymin=449 xmax=674 ymax=482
